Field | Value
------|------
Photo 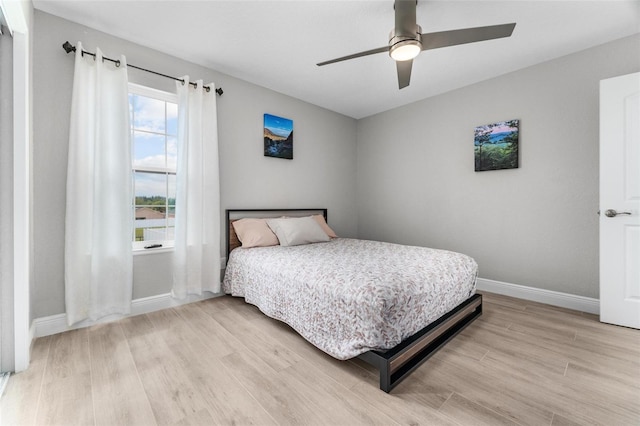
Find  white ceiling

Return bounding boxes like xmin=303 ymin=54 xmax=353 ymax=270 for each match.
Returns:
xmin=33 ymin=0 xmax=640 ymax=119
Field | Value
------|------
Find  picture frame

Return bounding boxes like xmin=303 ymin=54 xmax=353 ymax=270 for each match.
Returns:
xmin=474 ymin=119 xmax=519 ymax=171
xmin=264 ymin=113 xmax=293 ymax=159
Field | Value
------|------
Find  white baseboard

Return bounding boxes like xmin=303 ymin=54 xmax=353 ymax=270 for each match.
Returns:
xmin=476 ymin=277 xmax=599 ymax=315
xmin=32 ymin=279 xmax=599 ymax=338
xmin=32 ymin=292 xmax=220 ymax=338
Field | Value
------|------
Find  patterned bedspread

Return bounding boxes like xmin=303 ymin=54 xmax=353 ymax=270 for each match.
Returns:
xmin=223 ymin=238 xmax=478 ymax=360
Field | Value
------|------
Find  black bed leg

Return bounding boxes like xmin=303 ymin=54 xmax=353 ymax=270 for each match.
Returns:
xmin=380 ymin=361 xmax=391 ymax=393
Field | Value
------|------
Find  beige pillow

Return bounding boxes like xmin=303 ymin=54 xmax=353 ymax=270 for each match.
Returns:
xmin=232 ymin=218 xmax=279 ymax=248
xmin=312 ymin=214 xmax=338 ymax=238
xmin=266 ymin=216 xmax=330 ymax=247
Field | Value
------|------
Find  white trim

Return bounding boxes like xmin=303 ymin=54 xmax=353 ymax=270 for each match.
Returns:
xmin=12 ymin=28 xmax=30 ymax=373
xmin=32 ymin=278 xmax=600 ymax=337
xmin=32 ymin=292 xmax=220 ymax=338
xmin=0 ymin=0 xmax=28 ymax=34
xmin=128 ymin=82 xmax=177 ymax=101
xmin=476 ymin=277 xmax=600 ymax=315
xmin=132 ymin=245 xmax=175 ymax=256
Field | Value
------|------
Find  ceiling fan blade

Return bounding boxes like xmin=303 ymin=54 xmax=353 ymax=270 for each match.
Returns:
xmin=396 ymin=59 xmax=413 ymax=89
xmin=317 ymin=46 xmax=389 ymax=66
xmin=394 ymin=0 xmax=417 ymax=37
xmin=420 ymin=23 xmax=516 ymax=51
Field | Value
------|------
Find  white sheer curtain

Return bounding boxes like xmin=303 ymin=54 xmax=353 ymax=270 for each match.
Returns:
xmin=172 ymin=77 xmax=221 ymax=298
xmin=65 ymin=43 xmax=133 ymax=326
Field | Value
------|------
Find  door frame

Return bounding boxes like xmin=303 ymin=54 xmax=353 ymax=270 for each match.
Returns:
xmin=0 ymin=0 xmax=32 ymax=372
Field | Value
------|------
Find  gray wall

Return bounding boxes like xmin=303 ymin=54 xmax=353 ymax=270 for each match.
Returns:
xmin=31 ymin=9 xmax=639 ymax=319
xmin=32 ymin=11 xmax=358 ymax=318
xmin=357 ymin=34 xmax=640 ymax=299
xmin=1 ymin=25 xmax=15 ymax=372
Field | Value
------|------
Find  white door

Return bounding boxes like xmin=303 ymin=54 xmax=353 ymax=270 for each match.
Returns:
xmin=600 ymin=72 xmax=640 ymax=329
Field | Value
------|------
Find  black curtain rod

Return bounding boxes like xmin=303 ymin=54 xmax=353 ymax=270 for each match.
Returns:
xmin=62 ymin=41 xmax=223 ymax=96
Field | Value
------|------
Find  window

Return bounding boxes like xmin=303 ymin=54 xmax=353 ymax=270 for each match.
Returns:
xmin=129 ymin=83 xmax=178 ymax=249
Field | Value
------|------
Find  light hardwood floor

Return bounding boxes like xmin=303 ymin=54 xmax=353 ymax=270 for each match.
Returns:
xmin=1 ymin=292 xmax=639 ymax=426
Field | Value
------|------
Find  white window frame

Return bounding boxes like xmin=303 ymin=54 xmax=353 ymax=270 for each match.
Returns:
xmin=128 ymin=83 xmax=178 ymax=252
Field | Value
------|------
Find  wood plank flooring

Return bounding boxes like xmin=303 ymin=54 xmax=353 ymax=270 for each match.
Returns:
xmin=1 ymin=292 xmax=639 ymax=425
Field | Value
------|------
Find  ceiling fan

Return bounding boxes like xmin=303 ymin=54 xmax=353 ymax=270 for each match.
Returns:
xmin=317 ymin=0 xmax=516 ymax=89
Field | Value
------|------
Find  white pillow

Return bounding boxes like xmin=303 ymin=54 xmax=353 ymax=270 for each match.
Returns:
xmin=266 ymin=216 xmax=330 ymax=247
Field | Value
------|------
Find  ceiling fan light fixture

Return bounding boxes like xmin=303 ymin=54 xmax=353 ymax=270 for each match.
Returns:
xmin=317 ymin=1 xmax=516 ymax=90
xmin=389 ymin=39 xmax=421 ymax=61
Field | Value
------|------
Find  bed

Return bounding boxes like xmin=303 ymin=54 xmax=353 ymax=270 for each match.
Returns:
xmin=223 ymin=209 xmax=482 ymax=392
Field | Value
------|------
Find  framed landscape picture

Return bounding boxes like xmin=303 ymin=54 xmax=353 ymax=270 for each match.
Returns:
xmin=474 ymin=119 xmax=519 ymax=171
xmin=264 ymin=113 xmax=293 ymax=159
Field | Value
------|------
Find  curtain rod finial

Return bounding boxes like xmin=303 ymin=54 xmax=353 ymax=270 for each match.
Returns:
xmin=62 ymin=41 xmax=76 ymax=54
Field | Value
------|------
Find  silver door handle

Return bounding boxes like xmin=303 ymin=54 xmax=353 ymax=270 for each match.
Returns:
xmin=604 ymin=209 xmax=632 ymax=217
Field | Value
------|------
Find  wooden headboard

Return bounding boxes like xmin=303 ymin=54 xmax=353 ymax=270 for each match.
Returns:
xmin=225 ymin=208 xmax=328 ymax=257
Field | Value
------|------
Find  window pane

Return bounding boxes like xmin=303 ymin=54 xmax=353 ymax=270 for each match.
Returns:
xmin=140 ymin=227 xmax=168 ymax=242
xmin=132 ymin=94 xmax=166 ymax=133
xmin=134 ymin=172 xmax=167 ymax=201
xmin=134 ymin=132 xmax=166 ymax=168
xmin=129 ymin=86 xmax=178 ymax=244
xmin=168 ymin=174 xmax=176 ymax=202
xmin=134 ymin=172 xmax=167 ymax=208
xmin=167 ymin=102 xmax=178 ymax=136
xmin=134 ymin=172 xmax=168 ymax=242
